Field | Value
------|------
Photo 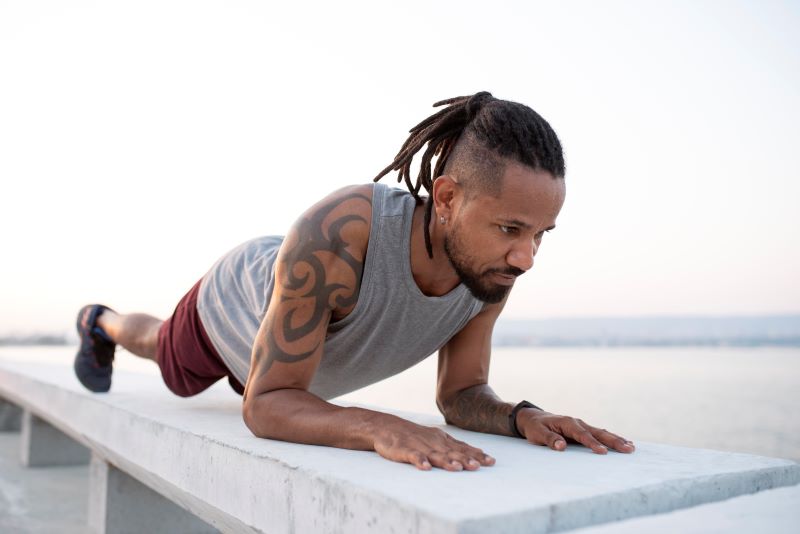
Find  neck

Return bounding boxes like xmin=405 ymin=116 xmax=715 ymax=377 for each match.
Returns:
xmin=409 ymin=203 xmax=460 ymax=297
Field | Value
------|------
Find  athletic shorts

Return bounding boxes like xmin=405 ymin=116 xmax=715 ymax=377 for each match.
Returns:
xmin=156 ymin=278 xmax=246 ymax=397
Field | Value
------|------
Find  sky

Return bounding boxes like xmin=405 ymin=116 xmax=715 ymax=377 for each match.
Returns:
xmin=0 ymin=0 xmax=798 ymax=335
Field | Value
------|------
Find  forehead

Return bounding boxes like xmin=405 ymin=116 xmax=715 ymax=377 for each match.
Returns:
xmin=465 ymin=162 xmax=565 ymax=224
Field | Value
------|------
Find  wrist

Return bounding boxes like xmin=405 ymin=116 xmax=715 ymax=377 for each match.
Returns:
xmin=509 ymin=400 xmax=543 ymax=438
xmin=354 ymin=408 xmax=408 ymax=449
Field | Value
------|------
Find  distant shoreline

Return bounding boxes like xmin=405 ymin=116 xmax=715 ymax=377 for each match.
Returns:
xmin=491 ymin=339 xmax=800 ymax=348
xmin=3 ymin=314 xmax=799 ymax=348
xmin=3 ymin=338 xmax=800 ymax=350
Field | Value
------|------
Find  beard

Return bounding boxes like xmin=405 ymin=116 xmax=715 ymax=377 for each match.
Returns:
xmin=443 ymin=226 xmax=523 ymax=304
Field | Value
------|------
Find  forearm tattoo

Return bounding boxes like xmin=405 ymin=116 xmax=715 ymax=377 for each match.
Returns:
xmin=255 ymin=193 xmax=370 ymax=378
xmin=441 ymin=384 xmax=514 ymax=436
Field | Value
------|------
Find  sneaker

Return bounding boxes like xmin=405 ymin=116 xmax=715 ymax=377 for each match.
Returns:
xmin=74 ymin=304 xmax=116 ymax=393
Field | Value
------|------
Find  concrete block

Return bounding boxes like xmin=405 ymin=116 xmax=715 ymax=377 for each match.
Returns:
xmin=1 ymin=356 xmax=799 ymax=533
xmin=88 ymin=454 xmax=218 ymax=534
xmin=573 ymin=483 xmax=800 ymax=534
xmin=0 ymin=398 xmax=22 ymax=431
xmin=20 ymin=410 xmax=90 ymax=467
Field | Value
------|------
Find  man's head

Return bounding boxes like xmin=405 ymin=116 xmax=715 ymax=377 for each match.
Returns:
xmin=374 ymin=91 xmax=566 ymax=302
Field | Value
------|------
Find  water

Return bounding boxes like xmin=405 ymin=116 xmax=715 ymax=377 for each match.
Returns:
xmin=2 ymin=346 xmax=798 ymax=461
xmin=339 ymin=347 xmax=800 ymax=462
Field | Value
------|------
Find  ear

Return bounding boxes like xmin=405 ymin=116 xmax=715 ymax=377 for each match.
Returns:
xmin=432 ymin=175 xmax=462 ymax=220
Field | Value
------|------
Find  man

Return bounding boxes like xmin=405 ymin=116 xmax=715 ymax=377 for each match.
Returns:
xmin=74 ymin=92 xmax=635 ymax=472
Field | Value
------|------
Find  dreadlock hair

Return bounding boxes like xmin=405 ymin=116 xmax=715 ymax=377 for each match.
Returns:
xmin=373 ymin=91 xmax=565 ymax=259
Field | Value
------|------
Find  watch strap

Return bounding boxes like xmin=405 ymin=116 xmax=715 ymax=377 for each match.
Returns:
xmin=509 ymin=400 xmax=542 ymax=438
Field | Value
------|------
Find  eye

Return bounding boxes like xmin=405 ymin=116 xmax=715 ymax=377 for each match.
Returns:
xmin=499 ymin=225 xmax=518 ymax=235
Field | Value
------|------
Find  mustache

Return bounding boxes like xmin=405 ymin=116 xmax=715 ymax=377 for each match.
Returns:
xmin=487 ymin=267 xmax=525 ymax=278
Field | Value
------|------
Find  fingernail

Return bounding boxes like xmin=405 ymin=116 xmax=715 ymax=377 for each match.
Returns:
xmin=451 ymin=461 xmax=463 ymax=470
xmin=468 ymin=459 xmax=479 ymax=467
xmin=422 ymin=461 xmax=431 ymax=469
xmin=555 ymin=440 xmax=566 ymax=448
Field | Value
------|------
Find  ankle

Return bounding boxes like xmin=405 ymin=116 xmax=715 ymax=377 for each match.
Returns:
xmin=96 ymin=309 xmax=120 ymax=337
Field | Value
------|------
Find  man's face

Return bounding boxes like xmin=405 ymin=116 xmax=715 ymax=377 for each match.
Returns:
xmin=443 ymin=162 xmax=566 ymax=304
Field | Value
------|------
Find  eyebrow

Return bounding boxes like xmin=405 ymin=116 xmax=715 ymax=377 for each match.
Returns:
xmin=498 ymin=218 xmax=556 ymax=232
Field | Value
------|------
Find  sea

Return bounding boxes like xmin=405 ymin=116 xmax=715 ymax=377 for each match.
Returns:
xmin=340 ymin=346 xmax=800 ymax=462
xmin=1 ymin=346 xmax=798 ymax=462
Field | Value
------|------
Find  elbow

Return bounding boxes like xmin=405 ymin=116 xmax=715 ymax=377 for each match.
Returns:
xmin=242 ymin=396 xmax=259 ymax=437
xmin=242 ymin=392 xmax=275 ymax=438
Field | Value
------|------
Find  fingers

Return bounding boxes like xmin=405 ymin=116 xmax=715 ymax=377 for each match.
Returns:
xmin=537 ymin=417 xmax=634 ymax=454
xmin=527 ymin=428 xmax=567 ymax=451
xmin=427 ymin=451 xmax=468 ymax=471
xmin=374 ymin=425 xmax=494 ymax=471
xmin=406 ymin=451 xmax=432 ymax=471
xmin=409 ymin=439 xmax=494 ymax=472
xmin=585 ymin=425 xmax=636 ymax=453
xmin=427 ymin=446 xmax=493 ymax=471
xmin=453 ymin=439 xmax=495 ymax=466
xmin=561 ymin=419 xmax=609 ymax=454
xmin=525 ymin=416 xmax=610 ymax=454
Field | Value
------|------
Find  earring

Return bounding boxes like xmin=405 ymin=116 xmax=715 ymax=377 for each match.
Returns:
xmin=440 ymin=216 xmax=446 ymax=225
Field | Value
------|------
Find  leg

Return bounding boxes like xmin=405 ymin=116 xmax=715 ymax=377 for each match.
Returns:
xmin=98 ymin=311 xmax=163 ymax=361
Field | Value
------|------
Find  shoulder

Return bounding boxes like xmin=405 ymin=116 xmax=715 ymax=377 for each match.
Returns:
xmin=310 ymin=183 xmax=373 ymax=248
xmin=281 ymin=183 xmax=375 ymax=266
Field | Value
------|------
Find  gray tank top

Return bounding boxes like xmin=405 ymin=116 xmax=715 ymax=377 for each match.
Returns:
xmin=197 ymin=183 xmax=485 ymax=399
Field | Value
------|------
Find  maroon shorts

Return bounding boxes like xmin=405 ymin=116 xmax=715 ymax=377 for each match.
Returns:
xmin=156 ymin=278 xmax=245 ymax=397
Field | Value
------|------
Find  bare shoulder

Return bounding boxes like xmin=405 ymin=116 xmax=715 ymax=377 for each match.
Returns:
xmin=292 ymin=183 xmax=374 ymax=262
xmin=275 ymin=184 xmax=374 ymax=320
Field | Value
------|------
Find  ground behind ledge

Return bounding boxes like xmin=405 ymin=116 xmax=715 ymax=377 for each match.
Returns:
xmin=0 ymin=432 xmax=89 ymax=533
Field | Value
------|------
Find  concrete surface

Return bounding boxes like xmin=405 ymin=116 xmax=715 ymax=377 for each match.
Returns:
xmin=0 ymin=432 xmax=89 ymax=534
xmin=573 ymin=483 xmax=800 ymax=533
xmin=0 ymin=397 xmax=22 ymax=431
xmin=89 ymin=453 xmax=218 ymax=534
xmin=0 ymin=356 xmax=799 ymax=533
xmin=21 ymin=410 xmax=91 ymax=467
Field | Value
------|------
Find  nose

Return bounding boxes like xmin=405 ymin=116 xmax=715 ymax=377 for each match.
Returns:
xmin=506 ymin=238 xmax=537 ymax=272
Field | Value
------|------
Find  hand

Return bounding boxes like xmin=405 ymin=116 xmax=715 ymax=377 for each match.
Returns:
xmin=517 ymin=409 xmax=635 ymax=454
xmin=372 ymin=419 xmax=496 ymax=471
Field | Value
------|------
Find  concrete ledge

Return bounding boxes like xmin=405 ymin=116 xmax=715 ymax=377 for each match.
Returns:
xmin=0 ymin=357 xmax=798 ymax=533
xmin=0 ymin=397 xmax=22 ymax=431
xmin=20 ymin=410 xmax=90 ymax=467
xmin=89 ymin=453 xmax=217 ymax=534
xmin=573 ymin=484 xmax=800 ymax=533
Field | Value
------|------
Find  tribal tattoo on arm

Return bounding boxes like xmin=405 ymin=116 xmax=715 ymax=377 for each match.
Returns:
xmin=249 ymin=191 xmax=371 ymax=387
xmin=440 ymin=384 xmax=515 ymax=436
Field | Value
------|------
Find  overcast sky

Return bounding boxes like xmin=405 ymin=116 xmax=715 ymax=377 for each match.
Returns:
xmin=1 ymin=0 xmax=798 ymax=334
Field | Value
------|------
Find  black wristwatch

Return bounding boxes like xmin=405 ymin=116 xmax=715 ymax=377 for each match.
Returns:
xmin=509 ymin=400 xmax=543 ymax=438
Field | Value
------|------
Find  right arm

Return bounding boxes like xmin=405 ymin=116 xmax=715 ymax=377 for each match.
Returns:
xmin=241 ymin=185 xmax=492 ymax=471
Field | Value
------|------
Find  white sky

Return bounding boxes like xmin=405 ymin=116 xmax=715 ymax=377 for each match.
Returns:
xmin=1 ymin=0 xmax=798 ymax=335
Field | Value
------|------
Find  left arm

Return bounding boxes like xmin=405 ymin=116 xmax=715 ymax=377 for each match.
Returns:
xmin=436 ymin=299 xmax=635 ymax=454
xmin=436 ymin=300 xmax=515 ymax=436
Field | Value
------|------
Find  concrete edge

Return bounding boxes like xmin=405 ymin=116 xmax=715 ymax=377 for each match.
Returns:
xmin=0 ymin=385 xmax=259 ymax=533
xmin=0 ymin=373 xmax=457 ymax=533
xmin=455 ymin=463 xmax=800 ymax=533
xmin=2 ymin=366 xmax=798 ymax=533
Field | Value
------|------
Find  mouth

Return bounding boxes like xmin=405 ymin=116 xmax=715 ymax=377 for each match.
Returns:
xmin=490 ymin=272 xmax=517 ymax=286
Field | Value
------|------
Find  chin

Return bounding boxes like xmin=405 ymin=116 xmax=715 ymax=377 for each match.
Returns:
xmin=467 ymin=284 xmax=509 ymax=304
